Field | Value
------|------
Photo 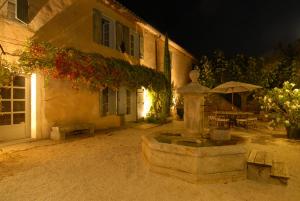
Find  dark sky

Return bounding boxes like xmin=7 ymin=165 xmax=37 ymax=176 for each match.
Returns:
xmin=117 ymin=0 xmax=300 ymax=57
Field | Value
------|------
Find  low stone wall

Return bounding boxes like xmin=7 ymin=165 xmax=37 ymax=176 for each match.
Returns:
xmin=142 ymin=133 xmax=247 ymax=183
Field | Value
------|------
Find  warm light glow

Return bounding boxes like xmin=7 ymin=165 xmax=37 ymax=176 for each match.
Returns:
xmin=31 ymin=73 xmax=37 ymax=139
xmin=142 ymin=87 xmax=152 ymax=118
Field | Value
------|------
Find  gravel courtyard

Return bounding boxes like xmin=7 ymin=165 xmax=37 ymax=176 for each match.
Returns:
xmin=0 ymin=121 xmax=300 ymax=201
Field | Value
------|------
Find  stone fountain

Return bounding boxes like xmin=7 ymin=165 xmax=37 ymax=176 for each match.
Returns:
xmin=142 ymin=70 xmax=247 ymax=183
xmin=177 ymin=69 xmax=210 ymax=137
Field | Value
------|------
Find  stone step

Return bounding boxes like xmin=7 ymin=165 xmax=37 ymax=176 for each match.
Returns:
xmin=270 ymin=162 xmax=289 ymax=184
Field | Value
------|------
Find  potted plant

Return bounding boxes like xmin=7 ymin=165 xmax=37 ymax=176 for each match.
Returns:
xmin=259 ymin=81 xmax=300 ymax=138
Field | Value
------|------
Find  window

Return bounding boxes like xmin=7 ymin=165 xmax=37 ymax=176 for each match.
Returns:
xmin=102 ymin=18 xmax=110 ymax=47
xmin=101 ymin=87 xmax=117 ymax=116
xmin=116 ymin=22 xmax=129 ymax=53
xmin=126 ymin=90 xmax=131 ymax=115
xmin=16 ymin=0 xmax=28 ymax=23
xmin=0 ymin=76 xmax=26 ymax=126
xmin=7 ymin=1 xmax=15 ymax=20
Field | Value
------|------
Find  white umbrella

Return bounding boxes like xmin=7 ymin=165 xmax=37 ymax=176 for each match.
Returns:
xmin=210 ymin=81 xmax=262 ymax=110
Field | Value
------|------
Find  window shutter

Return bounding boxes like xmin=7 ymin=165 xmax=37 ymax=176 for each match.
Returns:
xmin=108 ymin=89 xmax=117 ymax=115
xmin=122 ymin=25 xmax=130 ymax=54
xmin=139 ymin=35 xmax=144 ymax=59
xmin=134 ymin=33 xmax=140 ymax=58
xmin=16 ymin=0 xmax=28 ymax=23
xmin=116 ymin=21 xmax=123 ymax=51
xmin=93 ymin=8 xmax=102 ymax=44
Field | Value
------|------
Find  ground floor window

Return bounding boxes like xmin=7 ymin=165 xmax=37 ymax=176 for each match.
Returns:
xmin=101 ymin=87 xmax=117 ymax=116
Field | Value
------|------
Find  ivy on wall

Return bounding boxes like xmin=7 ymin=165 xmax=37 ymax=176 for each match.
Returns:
xmin=18 ymin=41 xmax=167 ymax=92
xmin=1 ymin=40 xmax=168 ymax=119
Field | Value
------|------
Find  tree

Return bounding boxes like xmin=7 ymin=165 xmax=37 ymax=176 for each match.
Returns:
xmin=163 ymin=33 xmax=172 ymax=116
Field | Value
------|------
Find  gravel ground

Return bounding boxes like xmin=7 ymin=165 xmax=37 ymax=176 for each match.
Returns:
xmin=0 ymin=121 xmax=300 ymax=201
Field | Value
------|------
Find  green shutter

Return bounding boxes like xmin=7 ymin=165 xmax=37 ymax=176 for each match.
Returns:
xmin=122 ymin=25 xmax=130 ymax=54
xmin=139 ymin=35 xmax=144 ymax=59
xmin=17 ymin=0 xmax=28 ymax=23
xmin=93 ymin=8 xmax=102 ymax=44
xmin=116 ymin=21 xmax=123 ymax=51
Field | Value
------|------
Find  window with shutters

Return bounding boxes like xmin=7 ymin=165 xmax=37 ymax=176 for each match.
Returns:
xmin=116 ymin=22 xmax=130 ymax=53
xmin=102 ymin=18 xmax=110 ymax=47
xmin=16 ymin=0 xmax=28 ymax=23
xmin=101 ymin=87 xmax=117 ymax=116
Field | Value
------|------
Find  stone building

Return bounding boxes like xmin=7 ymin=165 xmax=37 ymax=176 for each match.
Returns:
xmin=0 ymin=0 xmax=196 ymax=141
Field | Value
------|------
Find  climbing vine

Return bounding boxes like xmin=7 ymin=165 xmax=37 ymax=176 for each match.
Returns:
xmin=18 ymin=40 xmax=167 ymax=92
xmin=0 ymin=41 xmax=168 ymax=118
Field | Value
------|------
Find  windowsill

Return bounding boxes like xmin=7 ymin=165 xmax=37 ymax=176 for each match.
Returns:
xmin=0 ymin=16 xmax=28 ymax=26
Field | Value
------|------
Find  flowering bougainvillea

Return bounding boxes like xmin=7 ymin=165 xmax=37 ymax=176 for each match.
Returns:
xmin=259 ymin=81 xmax=300 ymax=129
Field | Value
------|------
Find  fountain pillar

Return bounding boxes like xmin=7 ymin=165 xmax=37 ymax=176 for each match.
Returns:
xmin=177 ymin=70 xmax=210 ymax=137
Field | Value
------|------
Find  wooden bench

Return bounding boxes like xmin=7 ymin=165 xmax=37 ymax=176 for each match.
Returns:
xmin=50 ymin=123 xmax=95 ymax=140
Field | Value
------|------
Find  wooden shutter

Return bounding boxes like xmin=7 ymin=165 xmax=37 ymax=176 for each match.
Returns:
xmin=134 ymin=33 xmax=140 ymax=58
xmin=116 ymin=21 xmax=123 ymax=51
xmin=122 ymin=25 xmax=130 ymax=54
xmin=139 ymin=35 xmax=144 ymax=59
xmin=16 ymin=0 xmax=28 ymax=23
xmin=108 ymin=89 xmax=117 ymax=115
xmin=93 ymin=8 xmax=102 ymax=44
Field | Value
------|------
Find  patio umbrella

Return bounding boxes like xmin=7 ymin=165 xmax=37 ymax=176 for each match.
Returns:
xmin=210 ymin=81 xmax=262 ymax=110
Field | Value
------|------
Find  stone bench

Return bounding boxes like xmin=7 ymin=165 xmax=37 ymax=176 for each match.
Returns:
xmin=50 ymin=123 xmax=95 ymax=140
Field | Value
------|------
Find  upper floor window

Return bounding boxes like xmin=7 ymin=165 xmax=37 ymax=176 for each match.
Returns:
xmin=116 ymin=22 xmax=129 ymax=53
xmin=102 ymin=18 xmax=110 ymax=47
xmin=7 ymin=0 xmax=28 ymax=23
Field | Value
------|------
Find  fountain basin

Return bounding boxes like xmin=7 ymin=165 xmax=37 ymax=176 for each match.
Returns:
xmin=142 ymin=132 xmax=247 ymax=183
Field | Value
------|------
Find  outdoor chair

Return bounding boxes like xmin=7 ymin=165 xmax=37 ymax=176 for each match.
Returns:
xmin=236 ymin=118 xmax=248 ymax=128
xmin=246 ymin=117 xmax=258 ymax=128
xmin=208 ymin=115 xmax=217 ymax=126
xmin=215 ymin=117 xmax=230 ymax=128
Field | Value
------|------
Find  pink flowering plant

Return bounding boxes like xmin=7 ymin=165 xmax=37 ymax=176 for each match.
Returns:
xmin=259 ymin=81 xmax=300 ymax=129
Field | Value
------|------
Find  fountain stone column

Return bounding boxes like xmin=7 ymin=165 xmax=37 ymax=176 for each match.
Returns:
xmin=177 ymin=70 xmax=210 ymax=137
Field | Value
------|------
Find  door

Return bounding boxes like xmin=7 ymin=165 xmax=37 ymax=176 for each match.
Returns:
xmin=137 ymin=88 xmax=144 ymax=119
xmin=0 ymin=75 xmax=30 ymax=142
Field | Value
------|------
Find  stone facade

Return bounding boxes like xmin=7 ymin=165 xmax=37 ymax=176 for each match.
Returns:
xmin=0 ymin=0 xmax=196 ymax=140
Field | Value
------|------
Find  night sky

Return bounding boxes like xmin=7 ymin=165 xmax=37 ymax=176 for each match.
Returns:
xmin=118 ymin=0 xmax=300 ymax=57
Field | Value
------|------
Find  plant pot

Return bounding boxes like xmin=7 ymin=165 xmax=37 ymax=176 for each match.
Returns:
xmin=176 ymin=108 xmax=184 ymax=119
xmin=286 ymin=127 xmax=300 ymax=139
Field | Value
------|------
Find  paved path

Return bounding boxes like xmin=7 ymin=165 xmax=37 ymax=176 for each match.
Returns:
xmin=0 ymin=121 xmax=300 ymax=201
